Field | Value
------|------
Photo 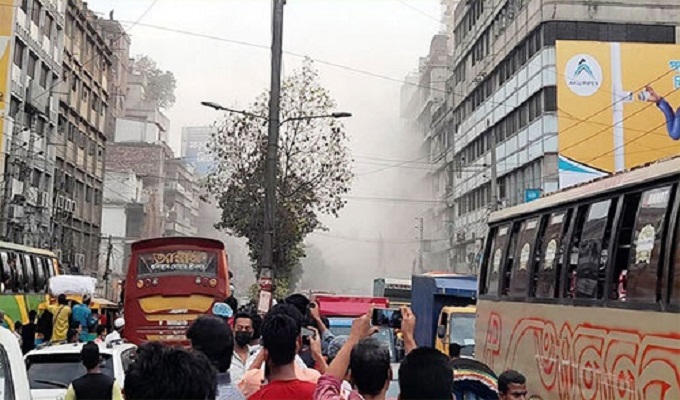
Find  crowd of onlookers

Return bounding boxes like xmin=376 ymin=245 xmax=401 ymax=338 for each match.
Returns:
xmin=15 ymin=292 xmax=531 ymax=399
xmin=125 ymin=293 xmax=527 ymax=400
xmin=1 ymin=293 xmax=124 ymax=354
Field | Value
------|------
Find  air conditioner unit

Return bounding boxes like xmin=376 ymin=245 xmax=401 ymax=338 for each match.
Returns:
xmin=8 ymin=205 xmax=24 ymax=220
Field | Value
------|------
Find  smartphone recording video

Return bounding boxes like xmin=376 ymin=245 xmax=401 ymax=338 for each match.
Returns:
xmin=371 ymin=308 xmax=402 ymax=329
xmin=301 ymin=327 xmax=316 ymax=340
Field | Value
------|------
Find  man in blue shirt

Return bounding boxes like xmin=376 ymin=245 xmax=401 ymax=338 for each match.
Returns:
xmin=72 ymin=295 xmax=94 ymax=342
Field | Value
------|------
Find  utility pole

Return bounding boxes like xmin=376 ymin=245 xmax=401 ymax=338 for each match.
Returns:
xmin=415 ymin=217 xmax=424 ymax=274
xmin=259 ymin=0 xmax=285 ymax=314
xmin=104 ymin=235 xmax=112 ymax=299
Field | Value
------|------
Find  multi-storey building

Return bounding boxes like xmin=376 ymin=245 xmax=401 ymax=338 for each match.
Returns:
xmin=1 ymin=0 xmax=65 ymax=249
xmin=164 ymin=158 xmax=199 ymax=236
xmin=53 ymin=0 xmax=112 ymax=273
xmin=442 ymin=0 xmax=680 ymax=272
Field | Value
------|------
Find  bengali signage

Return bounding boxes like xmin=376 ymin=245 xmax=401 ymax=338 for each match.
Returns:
xmin=138 ymin=250 xmax=217 ymax=276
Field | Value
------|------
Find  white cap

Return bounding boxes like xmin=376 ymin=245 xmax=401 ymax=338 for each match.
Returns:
xmin=114 ymin=318 xmax=125 ymax=329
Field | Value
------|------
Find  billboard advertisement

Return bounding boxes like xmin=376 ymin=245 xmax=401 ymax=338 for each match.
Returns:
xmin=0 ymin=0 xmax=16 ymax=156
xmin=181 ymin=126 xmax=215 ymax=176
xmin=557 ymin=41 xmax=680 ymax=188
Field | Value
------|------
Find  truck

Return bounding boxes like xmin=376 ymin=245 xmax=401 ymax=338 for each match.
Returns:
xmin=311 ymin=294 xmax=398 ymax=361
xmin=411 ymin=273 xmax=477 ymax=356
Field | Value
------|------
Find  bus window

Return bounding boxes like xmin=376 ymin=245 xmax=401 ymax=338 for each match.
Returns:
xmin=671 ymin=204 xmax=680 ymax=306
xmin=501 ymin=223 xmax=521 ymax=296
xmin=22 ymin=254 xmax=35 ymax=293
xmin=507 ymin=217 xmax=540 ymax=297
xmin=42 ymin=257 xmax=55 ymax=280
xmin=611 ymin=192 xmax=643 ymax=300
xmin=484 ymin=225 xmax=510 ymax=295
xmin=575 ymin=199 xmax=617 ymax=299
xmin=0 ymin=252 xmax=9 ymax=293
xmin=10 ymin=254 xmax=24 ymax=293
xmin=33 ymin=256 xmax=46 ymax=293
xmin=534 ymin=211 xmax=570 ymax=298
xmin=626 ymin=186 xmax=672 ymax=303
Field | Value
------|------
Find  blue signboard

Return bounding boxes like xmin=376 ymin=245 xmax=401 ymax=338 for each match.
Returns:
xmin=525 ymin=188 xmax=541 ymax=203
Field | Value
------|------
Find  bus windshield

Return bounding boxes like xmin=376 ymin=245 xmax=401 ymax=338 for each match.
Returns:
xmin=137 ymin=250 xmax=218 ymax=277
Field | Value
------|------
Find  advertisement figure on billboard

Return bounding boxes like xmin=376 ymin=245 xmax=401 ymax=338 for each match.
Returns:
xmin=643 ymin=85 xmax=680 ymax=140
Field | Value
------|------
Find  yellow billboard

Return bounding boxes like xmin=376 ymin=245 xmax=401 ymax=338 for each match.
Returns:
xmin=557 ymin=41 xmax=680 ymax=188
xmin=0 ymin=0 xmax=16 ymax=156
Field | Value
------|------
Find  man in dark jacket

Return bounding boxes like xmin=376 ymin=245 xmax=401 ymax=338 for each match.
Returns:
xmin=21 ymin=310 xmax=37 ymax=354
xmin=64 ymin=342 xmax=122 ymax=400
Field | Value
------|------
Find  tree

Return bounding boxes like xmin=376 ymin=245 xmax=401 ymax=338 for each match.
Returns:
xmin=205 ymin=59 xmax=352 ymax=295
xmin=132 ymin=55 xmax=177 ymax=109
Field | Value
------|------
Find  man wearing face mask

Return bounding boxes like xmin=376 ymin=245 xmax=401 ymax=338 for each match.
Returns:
xmin=231 ymin=312 xmax=256 ymax=383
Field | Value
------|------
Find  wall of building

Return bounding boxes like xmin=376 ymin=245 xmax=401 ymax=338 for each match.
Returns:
xmin=402 ymin=0 xmax=680 ymax=274
xmin=115 ymin=118 xmax=161 ymax=143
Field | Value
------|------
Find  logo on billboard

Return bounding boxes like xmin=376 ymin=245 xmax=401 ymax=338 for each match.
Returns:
xmin=565 ymin=54 xmax=602 ymax=96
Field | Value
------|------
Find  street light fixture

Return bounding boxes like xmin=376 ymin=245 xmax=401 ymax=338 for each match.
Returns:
xmin=200 ymin=101 xmax=352 ymax=124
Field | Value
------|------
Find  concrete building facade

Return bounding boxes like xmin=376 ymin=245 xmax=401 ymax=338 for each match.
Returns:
xmin=444 ymin=0 xmax=680 ymax=273
xmin=164 ymin=158 xmax=199 ymax=236
xmin=52 ymin=0 xmax=113 ymax=273
xmin=2 ymin=0 xmax=65 ymax=249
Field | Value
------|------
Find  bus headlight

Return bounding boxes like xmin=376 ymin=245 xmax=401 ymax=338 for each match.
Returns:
xmin=136 ymin=280 xmax=144 ymax=289
xmin=209 ymin=279 xmax=217 ymax=287
xmin=152 ymin=278 xmax=159 ymax=286
xmin=195 ymin=277 xmax=201 ymax=285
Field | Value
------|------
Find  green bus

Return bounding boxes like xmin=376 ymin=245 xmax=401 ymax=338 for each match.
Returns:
xmin=0 ymin=241 xmax=60 ymax=328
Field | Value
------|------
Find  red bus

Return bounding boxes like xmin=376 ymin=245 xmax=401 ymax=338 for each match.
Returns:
xmin=123 ymin=237 xmax=231 ymax=345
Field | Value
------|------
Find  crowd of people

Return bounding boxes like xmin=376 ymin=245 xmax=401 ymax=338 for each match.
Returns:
xmin=12 ymin=292 xmax=530 ymax=399
xmin=2 ymin=293 xmax=124 ymax=354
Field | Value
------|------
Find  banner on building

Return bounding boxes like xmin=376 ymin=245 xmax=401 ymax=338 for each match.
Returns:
xmin=556 ymin=40 xmax=680 ymax=188
xmin=0 ymin=0 xmax=16 ymax=154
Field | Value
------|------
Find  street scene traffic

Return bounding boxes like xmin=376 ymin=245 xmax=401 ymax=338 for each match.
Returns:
xmin=1 ymin=0 xmax=680 ymax=399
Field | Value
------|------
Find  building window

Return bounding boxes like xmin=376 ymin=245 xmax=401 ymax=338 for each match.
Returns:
xmin=85 ymin=186 xmax=92 ymax=203
xmin=20 ymin=0 xmax=28 ymax=12
xmin=39 ymin=64 xmax=49 ymax=88
xmin=13 ymin=41 xmax=25 ymax=68
xmin=31 ymin=0 xmax=41 ymax=26
xmin=31 ymin=169 xmax=41 ymax=188
xmin=35 ymin=118 xmax=45 ymax=136
xmin=94 ymin=189 xmax=101 ymax=205
xmin=43 ymin=14 xmax=53 ymax=39
xmin=27 ymin=53 xmax=37 ymax=79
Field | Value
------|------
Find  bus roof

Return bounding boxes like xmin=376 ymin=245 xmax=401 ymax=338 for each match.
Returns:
xmin=489 ymin=156 xmax=680 ymax=224
xmin=0 ymin=241 xmax=57 ymax=258
xmin=131 ymin=237 xmax=225 ymax=251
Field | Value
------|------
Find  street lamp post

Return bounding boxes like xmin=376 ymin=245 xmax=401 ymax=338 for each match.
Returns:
xmin=200 ymin=100 xmax=350 ymax=312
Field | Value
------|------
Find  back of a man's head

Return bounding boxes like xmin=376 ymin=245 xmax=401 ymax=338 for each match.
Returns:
xmin=187 ymin=315 xmax=234 ymax=373
xmin=267 ymin=303 xmax=303 ymax=333
xmin=284 ymin=294 xmax=309 ymax=317
xmin=57 ymin=294 xmax=67 ymax=305
xmin=81 ymin=342 xmax=100 ymax=370
xmin=261 ymin=311 xmax=299 ymax=367
xmin=350 ymin=337 xmax=391 ymax=397
xmin=124 ymin=342 xmax=216 ymax=400
xmin=399 ymin=347 xmax=453 ymax=400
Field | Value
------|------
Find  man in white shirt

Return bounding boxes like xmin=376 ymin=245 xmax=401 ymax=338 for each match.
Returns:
xmin=230 ymin=313 xmax=256 ymax=382
xmin=104 ymin=318 xmax=124 ymax=346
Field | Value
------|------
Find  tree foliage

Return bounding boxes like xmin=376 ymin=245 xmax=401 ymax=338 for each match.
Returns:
xmin=132 ymin=55 xmax=177 ymax=109
xmin=205 ymin=60 xmax=353 ymax=293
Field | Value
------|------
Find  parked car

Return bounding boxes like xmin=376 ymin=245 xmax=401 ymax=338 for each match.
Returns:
xmin=0 ymin=326 xmax=32 ymax=399
xmin=25 ymin=341 xmax=136 ymax=400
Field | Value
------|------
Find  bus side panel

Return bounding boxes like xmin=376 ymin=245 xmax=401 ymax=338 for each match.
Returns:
xmin=476 ymin=300 xmax=680 ymax=399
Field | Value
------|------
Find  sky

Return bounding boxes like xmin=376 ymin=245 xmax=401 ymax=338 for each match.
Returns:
xmin=87 ymin=0 xmax=443 ymax=293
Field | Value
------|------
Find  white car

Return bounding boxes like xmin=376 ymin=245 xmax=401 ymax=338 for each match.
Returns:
xmin=25 ymin=341 xmax=136 ymax=400
xmin=0 ymin=327 xmax=31 ymax=399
